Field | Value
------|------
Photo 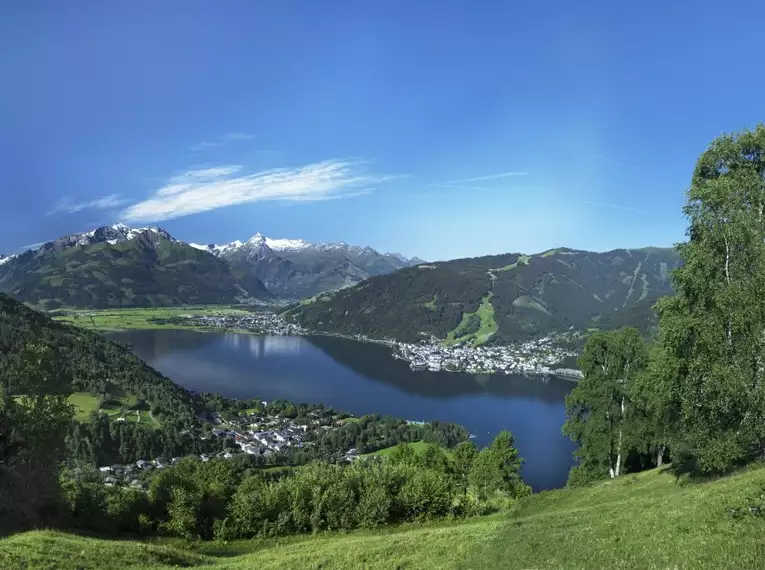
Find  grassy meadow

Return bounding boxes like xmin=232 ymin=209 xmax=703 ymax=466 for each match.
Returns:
xmin=5 ymin=465 xmax=765 ymax=568
xmin=50 ymin=305 xmax=253 ymax=333
xmin=19 ymin=391 xmax=162 ymax=427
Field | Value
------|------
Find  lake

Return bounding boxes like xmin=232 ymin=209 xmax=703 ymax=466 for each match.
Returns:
xmin=108 ymin=330 xmax=577 ymax=490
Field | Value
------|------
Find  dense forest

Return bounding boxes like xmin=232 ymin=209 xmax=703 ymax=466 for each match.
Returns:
xmin=285 ymin=247 xmax=679 ymax=345
xmin=0 ymin=293 xmax=201 ymax=426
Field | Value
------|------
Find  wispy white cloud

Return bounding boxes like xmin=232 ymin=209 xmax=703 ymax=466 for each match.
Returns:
xmin=47 ymin=194 xmax=128 ymax=216
xmin=18 ymin=241 xmax=46 ymax=252
xmin=190 ymin=132 xmax=255 ymax=152
xmin=121 ymin=159 xmax=390 ymax=223
xmin=428 ymin=183 xmax=501 ymax=195
xmin=423 ymin=171 xmax=530 ymax=195
xmin=438 ymin=171 xmax=529 ymax=185
xmin=583 ymin=200 xmax=647 ymax=214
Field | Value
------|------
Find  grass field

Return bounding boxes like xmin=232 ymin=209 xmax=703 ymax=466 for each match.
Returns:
xmin=51 ymin=305 xmax=254 ymax=333
xmin=361 ymin=440 xmax=434 ymax=458
xmin=444 ymin=293 xmax=498 ymax=347
xmin=58 ymin=392 xmax=160 ymax=428
xmin=494 ymin=254 xmax=531 ymax=272
xmin=5 ymin=465 xmax=765 ymax=569
xmin=66 ymin=392 xmax=101 ymax=421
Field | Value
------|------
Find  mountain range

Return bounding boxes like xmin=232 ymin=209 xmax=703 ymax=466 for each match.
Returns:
xmin=189 ymin=233 xmax=424 ymax=298
xmin=0 ymin=225 xmax=422 ymax=309
xmin=285 ymin=247 xmax=681 ymax=345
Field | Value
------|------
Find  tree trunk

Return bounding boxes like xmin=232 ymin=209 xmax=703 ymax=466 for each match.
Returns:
xmin=614 ymin=396 xmax=625 ymax=477
xmin=724 ymin=233 xmax=732 ymax=345
xmin=657 ymin=445 xmax=665 ymax=467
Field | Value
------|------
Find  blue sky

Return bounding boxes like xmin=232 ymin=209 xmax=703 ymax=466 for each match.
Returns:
xmin=1 ymin=1 xmax=764 ymax=261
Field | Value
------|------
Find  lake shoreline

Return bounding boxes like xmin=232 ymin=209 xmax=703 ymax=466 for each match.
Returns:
xmin=107 ymin=329 xmax=577 ymax=490
xmin=53 ymin=306 xmax=581 ymax=380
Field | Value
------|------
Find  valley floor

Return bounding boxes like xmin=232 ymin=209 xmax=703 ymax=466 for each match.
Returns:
xmin=5 ymin=465 xmax=765 ymax=569
xmin=50 ymin=306 xmax=259 ymax=334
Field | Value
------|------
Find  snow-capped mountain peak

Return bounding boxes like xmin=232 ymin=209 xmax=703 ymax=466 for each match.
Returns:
xmin=195 ymin=233 xmax=420 ymax=265
xmin=386 ymin=252 xmax=409 ymax=264
xmin=0 ymin=254 xmax=14 ymax=266
xmin=189 ymin=240 xmax=244 ymax=256
xmin=35 ymin=224 xmax=176 ymax=253
xmin=264 ymin=237 xmax=311 ymax=252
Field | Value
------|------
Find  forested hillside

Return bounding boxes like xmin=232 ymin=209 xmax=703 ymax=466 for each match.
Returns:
xmin=286 ymin=247 xmax=680 ymax=344
xmin=0 ymin=228 xmax=270 ymax=310
xmin=0 ymin=293 xmax=200 ymax=424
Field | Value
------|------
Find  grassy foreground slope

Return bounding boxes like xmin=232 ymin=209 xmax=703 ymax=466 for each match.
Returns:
xmin=5 ymin=466 xmax=765 ymax=569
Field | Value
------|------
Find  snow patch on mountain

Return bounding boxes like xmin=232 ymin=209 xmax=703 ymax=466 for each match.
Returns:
xmin=265 ymin=237 xmax=311 ymax=251
xmin=0 ymin=254 xmax=14 ymax=266
xmin=190 ymin=240 xmax=244 ymax=256
xmin=196 ymin=232 xmax=420 ymax=264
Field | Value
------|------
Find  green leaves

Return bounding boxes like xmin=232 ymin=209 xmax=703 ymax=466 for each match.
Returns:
xmin=563 ymin=328 xmax=647 ymax=484
xmin=658 ymin=124 xmax=765 ymax=473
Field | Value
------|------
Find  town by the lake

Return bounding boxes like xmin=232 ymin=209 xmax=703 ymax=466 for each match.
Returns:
xmin=166 ymin=310 xmax=583 ymax=380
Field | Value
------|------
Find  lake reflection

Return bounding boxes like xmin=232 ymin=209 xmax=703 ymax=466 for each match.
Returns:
xmin=108 ymin=330 xmax=577 ymax=490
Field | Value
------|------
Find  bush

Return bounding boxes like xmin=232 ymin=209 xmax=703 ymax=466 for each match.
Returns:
xmin=398 ymin=467 xmax=453 ymax=521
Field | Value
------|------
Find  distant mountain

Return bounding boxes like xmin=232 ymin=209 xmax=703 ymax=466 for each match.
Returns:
xmin=190 ymin=233 xmax=423 ymax=298
xmin=285 ymin=247 xmax=681 ymax=345
xmin=0 ymin=225 xmax=271 ymax=310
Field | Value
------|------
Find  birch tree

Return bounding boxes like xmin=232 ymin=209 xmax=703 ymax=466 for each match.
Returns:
xmin=657 ymin=125 xmax=765 ymax=472
xmin=563 ymin=328 xmax=646 ymax=484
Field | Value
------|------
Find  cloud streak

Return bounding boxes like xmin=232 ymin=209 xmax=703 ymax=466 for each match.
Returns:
xmin=18 ymin=241 xmax=46 ymax=252
xmin=121 ymin=159 xmax=389 ymax=223
xmin=428 ymin=183 xmax=501 ymax=195
xmin=438 ymin=171 xmax=529 ymax=184
xmin=190 ymin=132 xmax=255 ymax=152
xmin=47 ymin=194 xmax=128 ymax=216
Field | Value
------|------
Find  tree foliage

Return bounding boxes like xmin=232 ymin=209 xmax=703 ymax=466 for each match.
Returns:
xmin=63 ymin=431 xmax=527 ymax=541
xmin=563 ymin=328 xmax=647 ymax=484
xmin=0 ymin=344 xmax=74 ymax=535
xmin=564 ymin=125 xmax=765 ymax=482
xmin=655 ymin=124 xmax=765 ymax=472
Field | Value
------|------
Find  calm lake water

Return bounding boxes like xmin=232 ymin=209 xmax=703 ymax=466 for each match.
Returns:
xmin=108 ymin=330 xmax=577 ymax=490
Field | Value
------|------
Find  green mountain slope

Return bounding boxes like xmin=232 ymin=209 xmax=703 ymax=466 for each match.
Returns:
xmin=4 ymin=466 xmax=764 ymax=569
xmin=0 ymin=292 xmax=200 ymax=421
xmin=286 ymin=247 xmax=680 ymax=344
xmin=0 ymin=228 xmax=270 ymax=309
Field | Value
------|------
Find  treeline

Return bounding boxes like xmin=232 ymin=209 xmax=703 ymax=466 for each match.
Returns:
xmin=66 ymin=415 xmax=233 ymax=467
xmin=0 ymin=293 xmax=202 ymax=426
xmin=564 ymin=125 xmax=765 ymax=484
xmin=62 ymin=433 xmax=529 ymax=540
